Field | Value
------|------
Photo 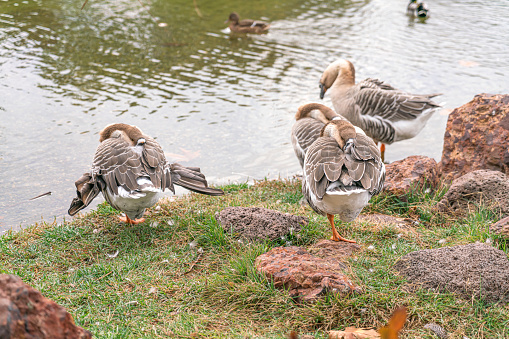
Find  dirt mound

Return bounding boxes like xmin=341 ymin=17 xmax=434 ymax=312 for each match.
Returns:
xmin=216 ymin=206 xmax=307 ymax=241
xmin=394 ymin=243 xmax=509 ymax=303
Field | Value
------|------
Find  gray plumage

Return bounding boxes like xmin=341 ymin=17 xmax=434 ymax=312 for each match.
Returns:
xmin=68 ymin=124 xmax=223 ymax=218
xmin=291 ymin=103 xmax=343 ymax=168
xmin=302 ymin=120 xmax=385 ymax=221
xmin=319 ymin=59 xmax=441 ymax=145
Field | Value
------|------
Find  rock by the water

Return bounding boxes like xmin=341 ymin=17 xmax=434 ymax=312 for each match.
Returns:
xmin=255 ymin=241 xmax=361 ymax=302
xmin=437 ymin=170 xmax=509 ymax=217
xmin=0 ymin=274 xmax=92 ymax=339
xmin=394 ymin=243 xmax=509 ymax=303
xmin=384 ymin=155 xmax=439 ymax=196
xmin=216 ymin=206 xmax=307 ymax=241
xmin=440 ymin=93 xmax=509 ymax=181
xmin=490 ymin=216 xmax=509 ymax=239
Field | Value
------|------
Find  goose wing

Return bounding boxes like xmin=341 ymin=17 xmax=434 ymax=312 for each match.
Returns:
xmin=89 ymin=136 xmax=169 ymax=196
xmin=291 ymin=118 xmax=324 ymax=168
xmin=345 ymin=133 xmax=385 ymax=195
xmin=304 ymin=138 xmax=345 ymax=200
xmin=354 ymin=80 xmax=441 ymax=121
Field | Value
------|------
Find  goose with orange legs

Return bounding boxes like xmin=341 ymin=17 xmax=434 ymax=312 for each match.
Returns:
xmin=68 ymin=123 xmax=223 ymax=224
xmin=302 ymin=119 xmax=385 ymax=243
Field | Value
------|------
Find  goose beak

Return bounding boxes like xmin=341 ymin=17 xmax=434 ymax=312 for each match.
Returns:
xmin=319 ymin=83 xmax=327 ymax=99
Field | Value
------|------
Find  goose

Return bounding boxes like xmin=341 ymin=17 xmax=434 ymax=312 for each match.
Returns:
xmin=302 ymin=119 xmax=385 ymax=243
xmin=225 ymin=12 xmax=270 ymax=34
xmin=68 ymin=123 xmax=224 ymax=224
xmin=319 ymin=59 xmax=441 ymax=161
xmin=291 ymin=103 xmax=341 ymax=168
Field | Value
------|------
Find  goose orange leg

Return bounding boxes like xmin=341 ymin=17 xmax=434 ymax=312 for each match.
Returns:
xmin=327 ymin=214 xmax=356 ymax=243
xmin=118 ymin=215 xmax=145 ymax=224
xmin=380 ymin=143 xmax=386 ymax=163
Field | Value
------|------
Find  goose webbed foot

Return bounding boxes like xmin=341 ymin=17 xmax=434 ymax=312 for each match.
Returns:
xmin=118 ymin=215 xmax=145 ymax=224
xmin=327 ymin=214 xmax=356 ymax=243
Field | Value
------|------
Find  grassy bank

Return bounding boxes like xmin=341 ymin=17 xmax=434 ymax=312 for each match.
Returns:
xmin=0 ymin=179 xmax=508 ymax=338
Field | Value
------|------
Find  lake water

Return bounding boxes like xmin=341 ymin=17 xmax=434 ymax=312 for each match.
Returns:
xmin=1 ymin=0 xmax=508 ymax=231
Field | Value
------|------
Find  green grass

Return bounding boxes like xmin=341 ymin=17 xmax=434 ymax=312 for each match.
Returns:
xmin=1 ymin=178 xmax=508 ymax=338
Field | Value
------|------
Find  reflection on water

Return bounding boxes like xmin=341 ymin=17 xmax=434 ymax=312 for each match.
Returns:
xmin=0 ymin=0 xmax=508 ymax=230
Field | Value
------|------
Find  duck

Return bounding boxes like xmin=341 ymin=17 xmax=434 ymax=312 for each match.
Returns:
xmin=302 ymin=119 xmax=385 ymax=243
xmin=319 ymin=59 xmax=441 ymax=161
xmin=407 ymin=0 xmax=419 ymax=16
xmin=291 ymin=103 xmax=341 ymax=168
xmin=68 ymin=123 xmax=224 ymax=224
xmin=416 ymin=2 xmax=430 ymax=19
xmin=225 ymin=12 xmax=270 ymax=34
xmin=408 ymin=0 xmax=430 ymax=19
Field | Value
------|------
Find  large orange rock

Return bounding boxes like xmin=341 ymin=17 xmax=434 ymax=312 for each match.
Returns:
xmin=0 ymin=274 xmax=92 ymax=339
xmin=384 ymin=155 xmax=440 ymax=196
xmin=440 ymin=93 xmax=509 ymax=181
xmin=255 ymin=241 xmax=361 ymax=302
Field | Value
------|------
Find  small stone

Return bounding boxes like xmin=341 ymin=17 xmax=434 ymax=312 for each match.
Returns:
xmin=167 ymin=219 xmax=174 ymax=226
xmin=148 ymin=287 xmax=157 ymax=294
xmin=391 ymin=244 xmax=397 ymax=250
xmin=158 ymin=22 xmax=168 ymax=27
xmin=189 ymin=240 xmax=198 ymax=249
xmin=438 ymin=239 xmax=446 ymax=244
xmin=155 ymin=205 xmax=161 ymax=211
xmin=161 ymin=259 xmax=169 ymax=263
xmin=485 ymin=238 xmax=492 ymax=244
xmin=367 ymin=245 xmax=375 ymax=251
xmin=106 ymin=250 xmax=119 ymax=258
xmin=150 ymin=221 xmax=159 ymax=228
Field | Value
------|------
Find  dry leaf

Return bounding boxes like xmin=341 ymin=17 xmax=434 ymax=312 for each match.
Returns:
xmin=379 ymin=307 xmax=407 ymax=339
xmin=329 ymin=327 xmax=380 ymax=339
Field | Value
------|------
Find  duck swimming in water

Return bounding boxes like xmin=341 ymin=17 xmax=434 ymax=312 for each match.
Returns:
xmin=225 ymin=12 xmax=270 ymax=34
xmin=68 ymin=123 xmax=223 ymax=224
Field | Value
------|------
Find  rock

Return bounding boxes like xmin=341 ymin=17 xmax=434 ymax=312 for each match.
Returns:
xmin=216 ymin=207 xmax=307 ymax=241
xmin=384 ymin=155 xmax=440 ymax=196
xmin=437 ymin=170 xmax=509 ymax=217
xmin=394 ymin=243 xmax=509 ymax=303
xmin=255 ymin=241 xmax=361 ymax=301
xmin=0 ymin=274 xmax=92 ymax=339
xmin=490 ymin=216 xmax=509 ymax=239
xmin=440 ymin=93 xmax=509 ymax=181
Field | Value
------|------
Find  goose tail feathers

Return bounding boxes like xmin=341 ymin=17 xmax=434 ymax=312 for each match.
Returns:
xmin=170 ymin=163 xmax=224 ymax=196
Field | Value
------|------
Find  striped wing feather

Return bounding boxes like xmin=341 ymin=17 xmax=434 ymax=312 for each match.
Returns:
xmin=355 ymin=80 xmax=440 ymax=121
xmin=305 ymin=135 xmax=384 ymax=201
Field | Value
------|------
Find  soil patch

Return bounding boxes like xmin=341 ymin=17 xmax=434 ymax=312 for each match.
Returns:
xmin=394 ymin=243 xmax=509 ymax=303
xmin=216 ymin=206 xmax=307 ymax=241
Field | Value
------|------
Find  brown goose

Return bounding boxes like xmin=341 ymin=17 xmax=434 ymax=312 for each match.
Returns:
xmin=303 ymin=119 xmax=385 ymax=243
xmin=225 ymin=12 xmax=270 ymax=34
xmin=68 ymin=123 xmax=223 ymax=224
xmin=319 ymin=59 xmax=441 ymax=160
xmin=291 ymin=103 xmax=342 ymax=168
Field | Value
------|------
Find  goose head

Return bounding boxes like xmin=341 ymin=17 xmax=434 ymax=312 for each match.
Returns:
xmin=321 ymin=119 xmax=357 ymax=149
xmin=319 ymin=59 xmax=356 ymax=99
xmin=295 ymin=103 xmax=340 ymax=124
xmin=99 ymin=123 xmax=146 ymax=146
xmin=225 ymin=12 xmax=240 ymax=25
